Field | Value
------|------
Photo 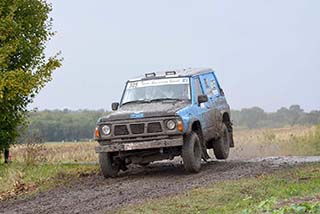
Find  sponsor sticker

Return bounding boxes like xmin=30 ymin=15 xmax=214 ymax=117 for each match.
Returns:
xmin=128 ymin=78 xmax=189 ymax=89
xmin=130 ymin=113 xmax=144 ymax=119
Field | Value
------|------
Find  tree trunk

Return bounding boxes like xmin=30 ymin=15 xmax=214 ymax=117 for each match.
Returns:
xmin=4 ymin=148 xmax=9 ymax=164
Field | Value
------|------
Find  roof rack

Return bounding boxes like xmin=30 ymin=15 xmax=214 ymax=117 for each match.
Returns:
xmin=165 ymin=71 xmax=177 ymax=76
xmin=145 ymin=72 xmax=156 ymax=78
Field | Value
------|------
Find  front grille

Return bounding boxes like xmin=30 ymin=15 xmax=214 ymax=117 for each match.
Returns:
xmin=112 ymin=120 xmax=167 ymax=136
xmin=130 ymin=124 xmax=145 ymax=134
xmin=114 ymin=125 xmax=129 ymax=136
xmin=147 ymin=122 xmax=162 ymax=133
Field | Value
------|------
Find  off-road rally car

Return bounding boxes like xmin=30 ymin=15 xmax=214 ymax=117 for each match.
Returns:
xmin=95 ymin=68 xmax=234 ymax=177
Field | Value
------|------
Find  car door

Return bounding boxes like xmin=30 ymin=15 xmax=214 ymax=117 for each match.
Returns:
xmin=199 ymin=73 xmax=222 ymax=139
xmin=190 ymin=76 xmax=211 ymax=133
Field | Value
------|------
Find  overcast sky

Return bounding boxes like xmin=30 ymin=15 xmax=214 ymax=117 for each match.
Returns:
xmin=32 ymin=0 xmax=320 ymax=112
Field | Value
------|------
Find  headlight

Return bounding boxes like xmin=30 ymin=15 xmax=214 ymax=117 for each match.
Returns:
xmin=166 ymin=120 xmax=176 ymax=130
xmin=101 ymin=125 xmax=111 ymax=135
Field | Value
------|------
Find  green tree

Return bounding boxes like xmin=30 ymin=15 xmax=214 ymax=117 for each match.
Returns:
xmin=0 ymin=0 xmax=61 ymax=157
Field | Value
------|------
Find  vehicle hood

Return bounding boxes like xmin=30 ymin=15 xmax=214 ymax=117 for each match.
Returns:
xmin=99 ymin=101 xmax=190 ymax=122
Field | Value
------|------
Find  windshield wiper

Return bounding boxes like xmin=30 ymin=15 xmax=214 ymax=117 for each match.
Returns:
xmin=150 ymin=98 xmax=184 ymax=102
xmin=121 ymin=100 xmax=151 ymax=106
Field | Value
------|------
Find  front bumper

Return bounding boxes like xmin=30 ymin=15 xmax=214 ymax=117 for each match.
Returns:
xmin=95 ymin=137 xmax=183 ymax=153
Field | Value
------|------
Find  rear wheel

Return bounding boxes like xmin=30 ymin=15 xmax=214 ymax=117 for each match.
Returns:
xmin=213 ymin=123 xmax=230 ymax=160
xmin=182 ymin=132 xmax=202 ymax=173
xmin=99 ymin=152 xmax=120 ymax=178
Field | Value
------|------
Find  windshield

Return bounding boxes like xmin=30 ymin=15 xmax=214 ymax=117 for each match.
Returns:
xmin=121 ymin=77 xmax=191 ymax=105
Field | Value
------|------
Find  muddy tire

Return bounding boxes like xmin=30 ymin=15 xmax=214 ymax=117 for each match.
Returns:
xmin=99 ymin=152 xmax=120 ymax=178
xmin=182 ymin=132 xmax=202 ymax=173
xmin=213 ymin=123 xmax=230 ymax=160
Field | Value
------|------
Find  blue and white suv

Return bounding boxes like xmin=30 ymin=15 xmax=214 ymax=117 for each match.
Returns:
xmin=95 ymin=68 xmax=234 ymax=177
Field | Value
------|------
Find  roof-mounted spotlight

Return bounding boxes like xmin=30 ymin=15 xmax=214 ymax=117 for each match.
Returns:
xmin=165 ymin=71 xmax=177 ymax=76
xmin=145 ymin=72 xmax=156 ymax=78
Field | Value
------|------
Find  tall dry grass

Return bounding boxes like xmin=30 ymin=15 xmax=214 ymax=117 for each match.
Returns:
xmin=10 ymin=142 xmax=98 ymax=163
xmin=230 ymin=125 xmax=319 ymax=159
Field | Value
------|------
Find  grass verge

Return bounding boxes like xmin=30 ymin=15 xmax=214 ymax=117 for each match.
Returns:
xmin=0 ymin=162 xmax=98 ymax=200
xmin=290 ymin=125 xmax=320 ymax=156
xmin=118 ymin=163 xmax=320 ymax=214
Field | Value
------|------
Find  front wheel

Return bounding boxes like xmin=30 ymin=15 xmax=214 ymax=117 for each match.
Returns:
xmin=182 ymin=132 xmax=202 ymax=173
xmin=99 ymin=152 xmax=120 ymax=178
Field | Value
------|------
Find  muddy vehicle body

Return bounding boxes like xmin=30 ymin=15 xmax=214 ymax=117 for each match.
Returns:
xmin=95 ymin=68 xmax=234 ymax=177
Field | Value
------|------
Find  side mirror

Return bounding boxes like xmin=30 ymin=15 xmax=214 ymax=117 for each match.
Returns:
xmin=198 ymin=95 xmax=208 ymax=105
xmin=111 ymin=102 xmax=119 ymax=111
xmin=220 ymin=88 xmax=225 ymax=96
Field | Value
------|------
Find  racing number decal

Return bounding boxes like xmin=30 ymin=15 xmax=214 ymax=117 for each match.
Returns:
xmin=211 ymin=79 xmax=219 ymax=96
xmin=128 ymin=82 xmax=138 ymax=89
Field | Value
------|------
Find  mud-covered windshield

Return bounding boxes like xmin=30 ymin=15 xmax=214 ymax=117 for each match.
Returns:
xmin=122 ymin=77 xmax=191 ymax=105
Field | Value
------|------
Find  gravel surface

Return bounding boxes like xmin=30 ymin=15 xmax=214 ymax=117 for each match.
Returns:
xmin=1 ymin=156 xmax=320 ymax=214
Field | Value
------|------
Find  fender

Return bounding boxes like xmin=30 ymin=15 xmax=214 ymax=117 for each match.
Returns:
xmin=186 ymin=118 xmax=201 ymax=134
xmin=185 ymin=118 xmax=210 ymax=160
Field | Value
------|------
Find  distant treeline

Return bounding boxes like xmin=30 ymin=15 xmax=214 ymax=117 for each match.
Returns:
xmin=232 ymin=105 xmax=320 ymax=129
xmin=21 ymin=109 xmax=107 ymax=142
xmin=20 ymin=105 xmax=320 ymax=142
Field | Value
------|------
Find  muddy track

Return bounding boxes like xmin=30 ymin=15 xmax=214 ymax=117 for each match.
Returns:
xmin=1 ymin=156 xmax=320 ymax=214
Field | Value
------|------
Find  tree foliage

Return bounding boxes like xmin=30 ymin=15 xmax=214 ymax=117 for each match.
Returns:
xmin=0 ymin=0 xmax=61 ymax=152
xmin=20 ymin=109 xmax=107 ymax=142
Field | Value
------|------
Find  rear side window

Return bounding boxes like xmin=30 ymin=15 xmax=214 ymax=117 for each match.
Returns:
xmin=199 ymin=73 xmax=217 ymax=98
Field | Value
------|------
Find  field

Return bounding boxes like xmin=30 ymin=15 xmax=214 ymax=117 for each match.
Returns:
xmin=7 ymin=125 xmax=318 ymax=164
xmin=6 ymin=126 xmax=319 ymax=163
xmin=10 ymin=141 xmax=98 ymax=163
xmin=231 ymin=125 xmax=319 ymax=159
xmin=0 ymin=125 xmax=320 ymax=213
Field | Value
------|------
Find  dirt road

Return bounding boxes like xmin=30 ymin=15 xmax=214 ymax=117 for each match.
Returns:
xmin=1 ymin=156 xmax=320 ymax=214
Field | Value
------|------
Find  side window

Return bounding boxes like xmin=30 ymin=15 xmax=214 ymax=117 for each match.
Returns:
xmin=193 ymin=78 xmax=204 ymax=102
xmin=199 ymin=73 xmax=217 ymax=98
xmin=203 ymin=78 xmax=213 ymax=97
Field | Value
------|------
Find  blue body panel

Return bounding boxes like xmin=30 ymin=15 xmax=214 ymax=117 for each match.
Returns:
xmin=175 ymin=70 xmax=230 ymax=139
